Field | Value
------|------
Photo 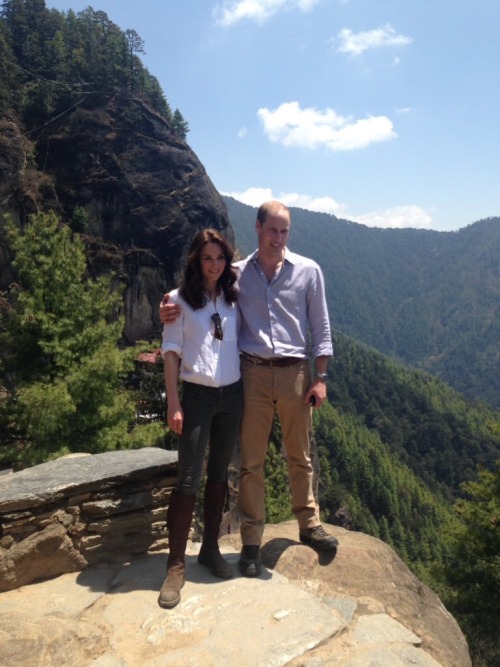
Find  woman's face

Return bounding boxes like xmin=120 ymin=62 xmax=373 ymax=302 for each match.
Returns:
xmin=199 ymin=241 xmax=226 ymax=289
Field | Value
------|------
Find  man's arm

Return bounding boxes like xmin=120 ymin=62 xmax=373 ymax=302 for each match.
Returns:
xmin=304 ymin=355 xmax=330 ymax=408
xmin=305 ymin=265 xmax=333 ymax=409
xmin=159 ymin=293 xmax=181 ymax=324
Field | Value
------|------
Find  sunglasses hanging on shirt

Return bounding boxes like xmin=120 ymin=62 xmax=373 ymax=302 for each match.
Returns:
xmin=211 ymin=313 xmax=223 ymax=341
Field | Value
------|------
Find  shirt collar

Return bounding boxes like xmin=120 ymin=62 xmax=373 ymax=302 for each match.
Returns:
xmin=251 ymin=247 xmax=297 ymax=266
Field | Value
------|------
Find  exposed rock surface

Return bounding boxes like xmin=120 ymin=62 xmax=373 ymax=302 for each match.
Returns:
xmin=0 ymin=449 xmax=177 ymax=591
xmin=0 ymin=94 xmax=232 ymax=342
xmin=0 ymin=451 xmax=471 ymax=666
xmin=0 ymin=521 xmax=471 ymax=667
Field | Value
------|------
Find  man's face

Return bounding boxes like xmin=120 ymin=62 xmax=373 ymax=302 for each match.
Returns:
xmin=256 ymin=208 xmax=291 ymax=256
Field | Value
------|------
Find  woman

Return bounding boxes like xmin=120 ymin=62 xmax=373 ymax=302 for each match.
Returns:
xmin=158 ymin=228 xmax=242 ymax=609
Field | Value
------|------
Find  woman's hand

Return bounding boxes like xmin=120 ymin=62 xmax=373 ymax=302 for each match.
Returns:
xmin=167 ymin=403 xmax=184 ymax=434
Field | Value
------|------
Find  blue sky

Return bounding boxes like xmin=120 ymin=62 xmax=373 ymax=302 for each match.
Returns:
xmin=46 ymin=0 xmax=500 ymax=231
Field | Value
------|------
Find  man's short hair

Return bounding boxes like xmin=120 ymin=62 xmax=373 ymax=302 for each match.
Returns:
xmin=256 ymin=200 xmax=289 ymax=224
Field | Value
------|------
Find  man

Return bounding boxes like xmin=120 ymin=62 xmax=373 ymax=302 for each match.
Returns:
xmin=160 ymin=201 xmax=338 ymax=577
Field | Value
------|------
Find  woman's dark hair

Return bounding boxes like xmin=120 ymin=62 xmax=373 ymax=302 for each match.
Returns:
xmin=179 ymin=228 xmax=238 ymax=309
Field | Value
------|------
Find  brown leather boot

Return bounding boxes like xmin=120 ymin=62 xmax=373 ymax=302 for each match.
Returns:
xmin=198 ymin=479 xmax=233 ymax=579
xmin=158 ymin=491 xmax=196 ymax=609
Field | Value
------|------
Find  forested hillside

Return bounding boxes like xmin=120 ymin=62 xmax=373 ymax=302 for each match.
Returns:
xmin=225 ymin=197 xmax=500 ymax=409
xmin=264 ymin=332 xmax=499 ymax=567
xmin=0 ymin=0 xmax=188 ymax=136
xmin=0 ymin=0 xmax=230 ymax=344
xmin=329 ymin=335 xmax=499 ymax=496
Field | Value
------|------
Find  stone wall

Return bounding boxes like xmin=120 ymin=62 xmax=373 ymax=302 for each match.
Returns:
xmin=0 ymin=448 xmax=178 ymax=592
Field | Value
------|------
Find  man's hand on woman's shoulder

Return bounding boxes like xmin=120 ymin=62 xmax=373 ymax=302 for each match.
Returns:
xmin=159 ymin=293 xmax=181 ymax=324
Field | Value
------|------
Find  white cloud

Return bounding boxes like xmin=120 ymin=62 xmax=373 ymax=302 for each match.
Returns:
xmin=222 ymin=187 xmax=347 ymax=216
xmin=351 ymin=205 xmax=433 ymax=229
xmin=223 ymin=186 xmax=274 ymax=206
xmin=279 ymin=192 xmax=346 ymax=215
xmin=258 ymin=101 xmax=396 ymax=151
xmin=237 ymin=127 xmax=248 ymax=138
xmin=223 ymin=189 xmax=433 ymax=230
xmin=336 ymin=24 xmax=412 ymax=56
xmin=214 ymin=0 xmax=320 ymax=27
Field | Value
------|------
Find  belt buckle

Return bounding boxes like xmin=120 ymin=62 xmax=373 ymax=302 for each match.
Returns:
xmin=242 ymin=352 xmax=261 ymax=366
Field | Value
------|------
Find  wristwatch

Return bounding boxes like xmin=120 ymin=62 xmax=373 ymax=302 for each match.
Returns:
xmin=315 ymin=373 xmax=327 ymax=382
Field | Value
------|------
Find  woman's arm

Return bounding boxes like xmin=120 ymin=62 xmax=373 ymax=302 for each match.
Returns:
xmin=164 ymin=351 xmax=183 ymax=434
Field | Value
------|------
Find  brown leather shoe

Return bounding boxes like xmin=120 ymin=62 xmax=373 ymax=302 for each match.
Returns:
xmin=158 ymin=564 xmax=185 ymax=609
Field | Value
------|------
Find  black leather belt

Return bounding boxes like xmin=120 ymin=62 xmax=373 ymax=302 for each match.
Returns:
xmin=240 ymin=352 xmax=303 ymax=367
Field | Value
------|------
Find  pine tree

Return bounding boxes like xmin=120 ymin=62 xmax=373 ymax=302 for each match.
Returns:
xmin=264 ymin=441 xmax=293 ymax=524
xmin=172 ymin=108 xmax=189 ymax=139
xmin=443 ymin=462 xmax=500 ymax=666
xmin=0 ymin=212 xmax=164 ymax=468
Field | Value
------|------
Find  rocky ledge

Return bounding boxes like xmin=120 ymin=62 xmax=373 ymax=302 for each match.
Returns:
xmin=0 ymin=520 xmax=470 ymax=667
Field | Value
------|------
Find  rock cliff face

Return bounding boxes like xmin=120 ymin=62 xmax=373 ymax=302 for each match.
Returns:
xmin=0 ymin=94 xmax=232 ymax=342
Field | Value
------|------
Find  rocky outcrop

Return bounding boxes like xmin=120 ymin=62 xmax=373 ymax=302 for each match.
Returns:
xmin=0 ymin=94 xmax=232 ymax=342
xmin=240 ymin=523 xmax=471 ymax=667
xmin=0 ymin=450 xmax=471 ymax=666
xmin=0 ymin=521 xmax=471 ymax=667
xmin=0 ymin=448 xmax=178 ymax=592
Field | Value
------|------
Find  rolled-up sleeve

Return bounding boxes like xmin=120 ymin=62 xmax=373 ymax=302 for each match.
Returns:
xmin=160 ymin=294 xmax=184 ymax=359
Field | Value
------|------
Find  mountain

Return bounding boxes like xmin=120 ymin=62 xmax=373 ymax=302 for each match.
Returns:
xmin=1 ymin=0 xmax=497 ymax=407
xmin=0 ymin=3 xmax=231 ymax=344
xmin=224 ymin=196 xmax=500 ymax=409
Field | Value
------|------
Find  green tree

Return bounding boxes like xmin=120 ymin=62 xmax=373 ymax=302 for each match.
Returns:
xmin=124 ymin=28 xmax=144 ymax=58
xmin=443 ymin=462 xmax=500 ymax=667
xmin=264 ymin=441 xmax=293 ymax=524
xmin=0 ymin=30 xmax=17 ymax=112
xmin=1 ymin=0 xmax=29 ymax=62
xmin=172 ymin=108 xmax=189 ymax=139
xmin=0 ymin=212 xmax=164 ymax=468
xmin=0 ymin=1 xmax=179 ymax=129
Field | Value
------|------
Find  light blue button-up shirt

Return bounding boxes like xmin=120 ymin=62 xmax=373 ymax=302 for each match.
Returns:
xmin=235 ymin=249 xmax=333 ymax=360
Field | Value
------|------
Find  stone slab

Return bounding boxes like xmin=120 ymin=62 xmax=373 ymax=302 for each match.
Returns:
xmin=0 ymin=448 xmax=177 ymax=512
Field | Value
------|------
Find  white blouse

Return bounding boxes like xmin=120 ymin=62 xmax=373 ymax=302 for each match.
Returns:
xmin=160 ymin=289 xmax=240 ymax=388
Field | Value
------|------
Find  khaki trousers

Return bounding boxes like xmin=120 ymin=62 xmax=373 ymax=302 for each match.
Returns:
xmin=238 ymin=358 xmax=319 ymax=546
